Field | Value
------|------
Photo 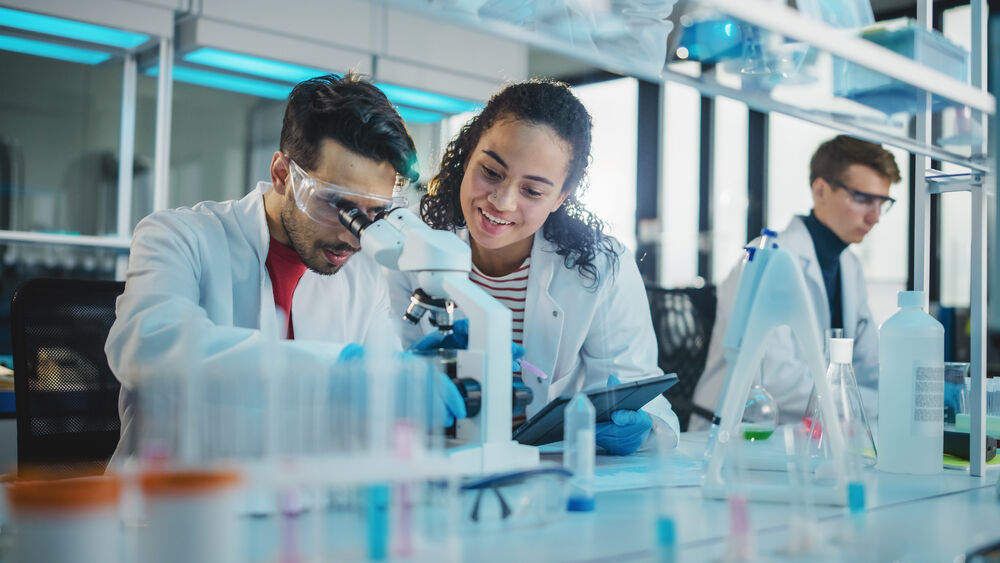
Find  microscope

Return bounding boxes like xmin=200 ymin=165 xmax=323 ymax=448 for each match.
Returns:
xmin=339 ymin=206 xmax=539 ymax=474
xmin=701 ymin=231 xmax=851 ymax=505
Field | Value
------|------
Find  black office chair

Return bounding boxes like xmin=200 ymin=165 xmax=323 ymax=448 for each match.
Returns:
xmin=10 ymin=278 xmax=124 ymax=476
xmin=645 ymin=285 xmax=717 ymax=431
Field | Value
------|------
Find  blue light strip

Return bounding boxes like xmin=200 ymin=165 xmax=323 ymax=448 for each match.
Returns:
xmin=0 ymin=7 xmax=148 ymax=49
xmin=145 ymin=66 xmax=292 ymax=100
xmin=0 ymin=34 xmax=110 ymax=64
xmin=174 ymin=46 xmax=476 ymax=118
xmin=376 ymin=83 xmax=480 ymax=115
xmin=396 ymin=106 xmax=446 ymax=123
xmin=183 ymin=48 xmax=326 ymax=84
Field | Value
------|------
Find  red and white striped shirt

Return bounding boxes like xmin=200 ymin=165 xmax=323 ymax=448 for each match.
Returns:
xmin=469 ymin=257 xmax=529 ymax=347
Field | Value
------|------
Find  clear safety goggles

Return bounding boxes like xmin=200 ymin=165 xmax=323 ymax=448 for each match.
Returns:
xmin=457 ymin=465 xmax=571 ymax=529
xmin=826 ymin=177 xmax=896 ymax=215
xmin=286 ymin=157 xmax=406 ymax=227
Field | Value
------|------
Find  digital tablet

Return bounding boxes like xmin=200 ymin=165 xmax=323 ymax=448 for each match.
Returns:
xmin=512 ymin=373 xmax=679 ymax=446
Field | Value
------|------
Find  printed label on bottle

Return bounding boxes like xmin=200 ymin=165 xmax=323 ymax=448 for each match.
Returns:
xmin=912 ymin=365 xmax=944 ymax=433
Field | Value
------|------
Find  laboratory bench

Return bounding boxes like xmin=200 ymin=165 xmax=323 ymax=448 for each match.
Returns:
xmin=461 ymin=432 xmax=1000 ymax=562
xmin=2 ymin=431 xmax=998 ymax=563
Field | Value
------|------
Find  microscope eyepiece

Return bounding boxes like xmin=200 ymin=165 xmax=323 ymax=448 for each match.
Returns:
xmin=337 ymin=204 xmax=372 ymax=238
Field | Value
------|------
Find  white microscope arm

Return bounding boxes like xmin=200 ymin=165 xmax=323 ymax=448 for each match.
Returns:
xmin=348 ymin=207 xmax=537 ymax=473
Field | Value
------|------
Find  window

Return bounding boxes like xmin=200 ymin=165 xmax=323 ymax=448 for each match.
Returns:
xmin=0 ymin=49 xmax=133 ymax=359
xmin=767 ymin=113 xmax=910 ymax=325
xmin=659 ymin=81 xmax=701 ymax=287
xmin=711 ymin=97 xmax=748 ymax=284
xmin=572 ymin=78 xmax=639 ymax=251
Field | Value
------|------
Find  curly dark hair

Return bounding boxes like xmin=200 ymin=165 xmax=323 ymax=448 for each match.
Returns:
xmin=420 ymin=79 xmax=618 ymax=287
xmin=280 ymin=72 xmax=418 ymax=182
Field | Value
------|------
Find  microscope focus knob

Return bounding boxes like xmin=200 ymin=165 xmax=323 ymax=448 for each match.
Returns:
xmin=512 ymin=379 xmax=533 ymax=416
xmin=457 ymin=378 xmax=482 ymax=418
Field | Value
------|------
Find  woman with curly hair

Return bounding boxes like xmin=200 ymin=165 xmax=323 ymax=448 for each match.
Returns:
xmin=393 ymin=79 xmax=679 ymax=455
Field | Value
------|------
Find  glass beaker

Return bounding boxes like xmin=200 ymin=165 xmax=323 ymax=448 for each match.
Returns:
xmin=802 ymin=338 xmax=876 ymax=467
xmin=943 ymin=362 xmax=970 ymax=424
xmin=739 ymin=23 xmax=769 ymax=74
xmin=740 ymin=372 xmax=779 ymax=441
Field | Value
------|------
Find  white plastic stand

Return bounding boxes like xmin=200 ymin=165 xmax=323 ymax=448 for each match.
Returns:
xmin=702 ymin=247 xmax=850 ymax=505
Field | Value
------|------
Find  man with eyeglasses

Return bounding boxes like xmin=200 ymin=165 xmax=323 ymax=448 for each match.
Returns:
xmin=105 ymin=73 xmax=466 ymax=464
xmin=691 ymin=135 xmax=901 ymax=430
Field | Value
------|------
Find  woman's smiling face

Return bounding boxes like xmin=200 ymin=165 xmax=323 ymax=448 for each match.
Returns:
xmin=459 ymin=118 xmax=571 ymax=261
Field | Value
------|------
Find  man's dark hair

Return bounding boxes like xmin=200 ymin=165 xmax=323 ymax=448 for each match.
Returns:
xmin=810 ymin=135 xmax=901 ymax=186
xmin=421 ymin=79 xmax=617 ymax=287
xmin=280 ymin=72 xmax=418 ymax=182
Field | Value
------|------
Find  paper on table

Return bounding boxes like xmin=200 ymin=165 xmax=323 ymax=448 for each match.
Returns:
xmin=593 ymin=453 xmax=703 ymax=492
xmin=541 ymin=442 xmax=704 ymax=492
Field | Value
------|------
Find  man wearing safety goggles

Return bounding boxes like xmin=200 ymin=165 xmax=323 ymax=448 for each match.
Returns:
xmin=691 ymin=135 xmax=901 ymax=431
xmin=105 ymin=73 xmax=465 ymax=464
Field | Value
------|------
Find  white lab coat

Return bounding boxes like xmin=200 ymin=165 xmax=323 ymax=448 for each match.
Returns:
xmin=105 ymin=182 xmax=399 ymax=463
xmin=690 ymin=215 xmax=878 ymax=430
xmin=389 ymin=232 xmax=681 ymax=443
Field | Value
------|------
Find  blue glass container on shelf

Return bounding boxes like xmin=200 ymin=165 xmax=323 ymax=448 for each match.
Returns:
xmin=834 ymin=21 xmax=969 ymax=115
xmin=675 ymin=17 xmax=742 ymax=62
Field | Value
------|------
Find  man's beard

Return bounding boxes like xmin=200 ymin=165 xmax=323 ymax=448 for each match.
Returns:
xmin=280 ymin=204 xmax=354 ymax=276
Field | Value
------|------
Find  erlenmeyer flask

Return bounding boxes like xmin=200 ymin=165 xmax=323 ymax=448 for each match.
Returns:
xmin=802 ymin=338 xmax=876 ymax=467
xmin=739 ymin=23 xmax=770 ymax=75
xmin=740 ymin=373 xmax=779 ymax=441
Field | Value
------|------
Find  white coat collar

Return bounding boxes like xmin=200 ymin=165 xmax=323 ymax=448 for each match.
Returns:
xmin=235 ymin=182 xmax=274 ymax=262
xmin=780 ymin=215 xmax=861 ymax=334
xmin=523 ymin=235 xmax=564 ymax=385
xmin=233 ymin=182 xmax=280 ymax=336
xmin=780 ymin=216 xmax=831 ymax=331
xmin=454 ymin=229 xmax=565 ymax=395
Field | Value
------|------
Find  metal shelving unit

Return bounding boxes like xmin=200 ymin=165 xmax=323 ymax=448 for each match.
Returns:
xmin=909 ymin=0 xmax=993 ymax=477
xmin=375 ymin=0 xmax=996 ymax=474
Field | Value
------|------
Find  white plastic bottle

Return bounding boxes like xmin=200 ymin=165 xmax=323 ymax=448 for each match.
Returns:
xmin=7 ymin=476 xmax=121 ymax=563
xmin=877 ymin=290 xmax=944 ymax=474
xmin=564 ymin=393 xmax=595 ymax=511
xmin=140 ymin=468 xmax=243 ymax=563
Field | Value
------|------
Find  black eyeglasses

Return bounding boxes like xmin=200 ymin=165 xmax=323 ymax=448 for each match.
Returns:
xmin=825 ymin=178 xmax=896 ymax=214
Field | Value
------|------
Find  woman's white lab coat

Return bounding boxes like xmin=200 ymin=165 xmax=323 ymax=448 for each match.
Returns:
xmin=105 ymin=183 xmax=399 ymax=462
xmin=690 ymin=215 xmax=878 ymax=430
xmin=389 ymin=232 xmax=681 ymax=442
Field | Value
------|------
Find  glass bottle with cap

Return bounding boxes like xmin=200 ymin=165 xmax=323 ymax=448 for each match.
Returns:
xmin=140 ymin=468 xmax=243 ymax=563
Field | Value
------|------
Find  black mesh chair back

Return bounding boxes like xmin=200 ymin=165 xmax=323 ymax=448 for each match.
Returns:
xmin=10 ymin=278 xmax=124 ymax=476
xmin=646 ymin=285 xmax=717 ymax=431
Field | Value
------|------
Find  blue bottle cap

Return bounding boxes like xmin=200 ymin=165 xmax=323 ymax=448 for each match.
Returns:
xmin=760 ymin=228 xmax=778 ymax=238
xmin=847 ymin=481 xmax=866 ymax=514
xmin=567 ymin=496 xmax=595 ymax=512
xmin=657 ymin=516 xmax=677 ymax=546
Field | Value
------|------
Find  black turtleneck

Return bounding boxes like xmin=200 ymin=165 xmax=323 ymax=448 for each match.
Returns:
xmin=802 ymin=210 xmax=849 ymax=329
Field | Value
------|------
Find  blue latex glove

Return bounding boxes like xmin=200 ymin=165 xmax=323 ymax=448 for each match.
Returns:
xmin=595 ymin=375 xmax=653 ymax=456
xmin=410 ymin=319 xmax=526 ymax=372
xmin=337 ymin=344 xmax=467 ymax=428
xmin=338 ymin=343 xmax=366 ymax=362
